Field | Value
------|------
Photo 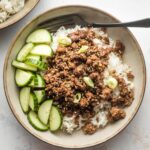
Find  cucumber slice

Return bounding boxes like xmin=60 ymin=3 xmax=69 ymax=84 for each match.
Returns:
xmin=15 ymin=69 xmax=34 ymax=87
xmin=28 ymin=111 xmax=48 ymax=131
xmin=28 ymin=74 xmax=45 ymax=88
xmin=29 ymin=93 xmax=38 ymax=111
xmin=34 ymin=90 xmax=45 ymax=104
xmin=28 ymin=78 xmax=35 ymax=87
xmin=38 ymin=100 xmax=53 ymax=125
xmin=12 ymin=60 xmax=37 ymax=72
xmin=17 ymin=43 xmax=34 ymax=62
xmin=25 ymin=58 xmax=47 ymax=70
xmin=26 ymin=55 xmax=41 ymax=61
xmin=26 ymin=29 xmax=52 ymax=44
xmin=34 ymin=74 xmax=45 ymax=88
xmin=30 ymin=44 xmax=53 ymax=57
xmin=19 ymin=87 xmax=30 ymax=113
xmin=49 ymin=106 xmax=62 ymax=132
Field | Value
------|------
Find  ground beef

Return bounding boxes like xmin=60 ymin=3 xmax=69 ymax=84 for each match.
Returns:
xmin=82 ymin=123 xmax=97 ymax=134
xmin=107 ymin=75 xmax=134 ymax=107
xmin=101 ymin=87 xmax=112 ymax=99
xmin=44 ymin=27 xmax=134 ymax=134
xmin=110 ymin=107 xmax=126 ymax=121
xmin=80 ymin=98 xmax=89 ymax=107
xmin=69 ymin=30 xmax=87 ymax=42
xmin=56 ymin=46 xmax=67 ymax=53
xmin=127 ymin=72 xmax=135 ymax=79
xmin=44 ymin=28 xmax=111 ymax=116
xmin=73 ymin=65 xmax=85 ymax=76
xmin=114 ymin=40 xmax=125 ymax=56
xmin=102 ymin=36 xmax=110 ymax=44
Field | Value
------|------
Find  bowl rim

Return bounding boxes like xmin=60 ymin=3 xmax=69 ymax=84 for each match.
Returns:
xmin=0 ymin=0 xmax=40 ymax=29
xmin=3 ymin=5 xmax=147 ymax=149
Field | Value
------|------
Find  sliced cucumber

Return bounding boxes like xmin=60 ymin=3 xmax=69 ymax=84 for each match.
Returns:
xmin=30 ymin=44 xmax=53 ymax=57
xmin=28 ymin=74 xmax=45 ymax=88
xmin=26 ymin=55 xmax=41 ymax=61
xmin=26 ymin=29 xmax=52 ymax=44
xmin=15 ymin=69 xmax=34 ymax=87
xmin=34 ymin=74 xmax=45 ymax=88
xmin=25 ymin=58 xmax=47 ymax=70
xmin=28 ymin=111 xmax=49 ymax=131
xmin=34 ymin=90 xmax=45 ymax=104
xmin=12 ymin=60 xmax=37 ymax=72
xmin=38 ymin=100 xmax=53 ymax=125
xmin=29 ymin=93 xmax=38 ymax=111
xmin=49 ymin=106 xmax=62 ymax=132
xmin=19 ymin=87 xmax=30 ymax=113
xmin=28 ymin=78 xmax=35 ymax=87
xmin=17 ymin=43 xmax=34 ymax=62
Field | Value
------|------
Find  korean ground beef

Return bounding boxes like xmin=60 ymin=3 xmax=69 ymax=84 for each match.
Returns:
xmin=44 ymin=26 xmax=134 ymax=134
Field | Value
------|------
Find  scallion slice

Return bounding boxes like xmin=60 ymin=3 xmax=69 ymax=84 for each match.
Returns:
xmin=78 ymin=45 xmax=88 ymax=53
xmin=74 ymin=93 xmax=82 ymax=103
xmin=83 ymin=76 xmax=94 ymax=88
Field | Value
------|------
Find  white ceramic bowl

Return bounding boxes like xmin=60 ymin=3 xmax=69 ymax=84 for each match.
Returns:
xmin=3 ymin=5 xmax=146 ymax=149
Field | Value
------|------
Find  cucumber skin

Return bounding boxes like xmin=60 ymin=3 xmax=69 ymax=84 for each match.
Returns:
xmin=25 ymin=58 xmax=47 ymax=71
xmin=28 ymin=74 xmax=45 ymax=89
xmin=29 ymin=93 xmax=39 ymax=112
xmin=15 ymin=69 xmax=34 ymax=87
xmin=28 ymin=79 xmax=35 ymax=87
xmin=33 ymin=74 xmax=45 ymax=88
xmin=27 ymin=111 xmax=49 ymax=131
xmin=34 ymin=90 xmax=46 ymax=104
xmin=36 ymin=74 xmax=45 ymax=88
xmin=49 ymin=106 xmax=62 ymax=132
xmin=26 ymin=55 xmax=41 ymax=61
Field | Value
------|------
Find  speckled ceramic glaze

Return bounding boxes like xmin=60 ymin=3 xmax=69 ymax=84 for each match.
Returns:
xmin=3 ymin=5 xmax=146 ymax=149
xmin=0 ymin=0 xmax=40 ymax=29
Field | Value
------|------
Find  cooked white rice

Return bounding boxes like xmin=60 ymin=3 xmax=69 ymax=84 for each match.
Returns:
xmin=91 ymin=111 xmax=108 ymax=128
xmin=104 ymin=52 xmax=134 ymax=90
xmin=62 ymin=115 xmax=84 ymax=134
xmin=62 ymin=116 xmax=78 ymax=134
xmin=0 ymin=0 xmax=25 ymax=23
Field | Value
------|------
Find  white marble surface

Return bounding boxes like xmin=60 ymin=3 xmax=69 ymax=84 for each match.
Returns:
xmin=0 ymin=0 xmax=150 ymax=150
